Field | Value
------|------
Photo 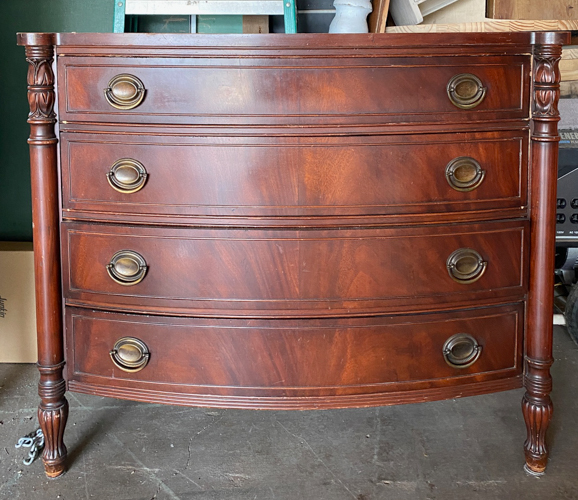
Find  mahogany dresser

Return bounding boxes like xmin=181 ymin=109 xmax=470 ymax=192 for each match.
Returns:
xmin=18 ymin=31 xmax=569 ymax=478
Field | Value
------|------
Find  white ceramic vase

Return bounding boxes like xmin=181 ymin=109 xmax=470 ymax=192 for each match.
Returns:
xmin=328 ymin=0 xmax=372 ymax=33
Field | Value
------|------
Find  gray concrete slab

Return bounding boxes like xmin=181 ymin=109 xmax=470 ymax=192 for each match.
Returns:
xmin=1 ymin=326 xmax=577 ymax=500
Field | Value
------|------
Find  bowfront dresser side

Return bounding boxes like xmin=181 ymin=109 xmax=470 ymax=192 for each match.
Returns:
xmin=17 ymin=31 xmax=569 ymax=478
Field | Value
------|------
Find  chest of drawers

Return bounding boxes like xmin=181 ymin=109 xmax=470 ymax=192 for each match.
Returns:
xmin=18 ymin=31 xmax=568 ymax=478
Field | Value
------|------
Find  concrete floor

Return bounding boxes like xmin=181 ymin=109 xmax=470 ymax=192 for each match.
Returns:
xmin=1 ymin=326 xmax=577 ymax=500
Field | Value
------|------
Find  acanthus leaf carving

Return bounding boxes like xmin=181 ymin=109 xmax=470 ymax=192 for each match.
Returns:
xmin=532 ymin=51 xmax=562 ymax=119
xmin=25 ymin=57 xmax=56 ymax=120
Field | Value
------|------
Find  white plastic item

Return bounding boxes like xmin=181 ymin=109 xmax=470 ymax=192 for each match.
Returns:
xmin=329 ymin=0 xmax=372 ymax=33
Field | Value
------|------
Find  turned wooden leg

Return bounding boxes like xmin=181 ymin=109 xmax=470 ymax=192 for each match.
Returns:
xmin=18 ymin=34 xmax=68 ymax=478
xmin=38 ymin=363 xmax=68 ymax=478
xmin=522 ymin=356 xmax=554 ymax=474
xmin=525 ymin=33 xmax=565 ymax=475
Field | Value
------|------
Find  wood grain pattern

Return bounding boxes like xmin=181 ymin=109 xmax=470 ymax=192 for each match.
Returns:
xmin=17 ymin=31 xmax=569 ymax=477
xmin=560 ymin=48 xmax=578 ymax=81
xmin=60 ymin=131 xmax=528 ymax=221
xmin=368 ymin=0 xmax=391 ymax=33
xmin=522 ymin=33 xmax=565 ymax=475
xmin=20 ymin=36 xmax=69 ymax=479
xmin=65 ymin=304 xmax=523 ymax=403
xmin=487 ymin=0 xmax=577 ymax=21
xmin=386 ymin=20 xmax=578 ymax=34
xmin=61 ymin=221 xmax=528 ymax=317
xmin=58 ymin=55 xmax=529 ymax=126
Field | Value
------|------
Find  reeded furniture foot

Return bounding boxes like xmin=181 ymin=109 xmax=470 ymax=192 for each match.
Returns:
xmin=19 ymin=34 xmax=69 ymax=479
xmin=38 ymin=403 xmax=68 ymax=478
xmin=523 ymin=33 xmax=565 ymax=477
xmin=38 ymin=363 xmax=69 ymax=478
xmin=522 ymin=393 xmax=553 ymax=475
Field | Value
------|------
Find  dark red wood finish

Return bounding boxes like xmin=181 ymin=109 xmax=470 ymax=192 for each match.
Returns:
xmin=65 ymin=304 xmax=523 ymax=403
xmin=60 ymin=131 xmax=528 ymax=222
xmin=61 ymin=221 xmax=528 ymax=316
xmin=58 ymin=54 xmax=529 ymax=127
xmin=522 ymin=32 xmax=565 ymax=475
xmin=19 ymin=33 xmax=68 ymax=479
xmin=18 ymin=31 xmax=569 ymax=478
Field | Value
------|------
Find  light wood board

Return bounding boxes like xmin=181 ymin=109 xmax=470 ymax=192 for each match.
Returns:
xmin=487 ymin=0 xmax=577 ymax=21
xmin=386 ymin=19 xmax=578 ymax=32
xmin=368 ymin=0 xmax=391 ymax=33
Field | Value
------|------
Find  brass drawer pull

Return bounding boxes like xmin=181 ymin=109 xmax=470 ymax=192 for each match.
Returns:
xmin=445 ymin=157 xmax=485 ymax=192
xmin=443 ymin=333 xmax=482 ymax=369
xmin=446 ymin=248 xmax=487 ymax=284
xmin=110 ymin=337 xmax=150 ymax=373
xmin=104 ymin=74 xmax=146 ymax=110
xmin=447 ymin=73 xmax=486 ymax=109
xmin=107 ymin=250 xmax=148 ymax=286
xmin=107 ymin=159 xmax=148 ymax=194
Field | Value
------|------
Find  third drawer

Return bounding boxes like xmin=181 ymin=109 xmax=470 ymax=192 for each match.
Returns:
xmin=62 ymin=220 xmax=528 ymax=317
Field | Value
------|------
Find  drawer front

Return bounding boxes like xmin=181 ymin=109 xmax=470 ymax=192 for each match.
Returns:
xmin=61 ymin=131 xmax=528 ymax=221
xmin=58 ymin=55 xmax=529 ymax=126
xmin=65 ymin=304 xmax=523 ymax=404
xmin=62 ymin=221 xmax=528 ymax=316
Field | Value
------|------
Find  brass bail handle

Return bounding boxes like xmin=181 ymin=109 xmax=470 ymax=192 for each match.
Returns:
xmin=110 ymin=337 xmax=150 ymax=373
xmin=447 ymin=73 xmax=486 ymax=109
xmin=445 ymin=157 xmax=485 ymax=192
xmin=446 ymin=248 xmax=487 ymax=284
xmin=104 ymin=74 xmax=146 ymax=110
xmin=107 ymin=250 xmax=148 ymax=286
xmin=107 ymin=158 xmax=148 ymax=194
xmin=443 ymin=333 xmax=482 ymax=369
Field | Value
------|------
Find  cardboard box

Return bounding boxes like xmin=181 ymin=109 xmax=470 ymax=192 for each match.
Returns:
xmin=0 ymin=242 xmax=37 ymax=363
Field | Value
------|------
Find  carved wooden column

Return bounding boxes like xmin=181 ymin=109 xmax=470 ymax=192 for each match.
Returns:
xmin=524 ymin=31 xmax=569 ymax=475
xmin=17 ymin=33 xmax=68 ymax=478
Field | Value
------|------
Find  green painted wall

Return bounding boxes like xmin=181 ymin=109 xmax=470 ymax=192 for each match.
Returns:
xmin=0 ymin=0 xmax=113 ymax=241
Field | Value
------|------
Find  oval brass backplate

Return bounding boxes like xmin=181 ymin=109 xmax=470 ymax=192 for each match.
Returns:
xmin=446 ymin=248 xmax=487 ymax=284
xmin=443 ymin=333 xmax=482 ymax=368
xmin=104 ymin=74 xmax=146 ymax=110
xmin=447 ymin=73 xmax=486 ymax=109
xmin=107 ymin=158 xmax=148 ymax=194
xmin=107 ymin=250 xmax=148 ymax=286
xmin=110 ymin=337 xmax=150 ymax=372
xmin=445 ymin=157 xmax=485 ymax=192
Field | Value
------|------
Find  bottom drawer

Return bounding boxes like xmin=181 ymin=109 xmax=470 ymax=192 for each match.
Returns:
xmin=65 ymin=304 xmax=524 ymax=409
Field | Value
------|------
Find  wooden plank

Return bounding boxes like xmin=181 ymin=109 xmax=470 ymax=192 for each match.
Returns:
xmin=487 ymin=0 xmax=578 ymax=21
xmin=368 ymin=0 xmax=391 ymax=33
xmin=386 ymin=19 xmax=578 ymax=32
xmin=561 ymin=80 xmax=578 ymax=98
xmin=559 ymin=46 xmax=577 ymax=83
xmin=563 ymin=47 xmax=578 ymax=59
xmin=561 ymin=57 xmax=578 ymax=82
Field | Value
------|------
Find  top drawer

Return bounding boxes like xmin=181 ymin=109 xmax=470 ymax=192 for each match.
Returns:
xmin=57 ymin=55 xmax=530 ymax=127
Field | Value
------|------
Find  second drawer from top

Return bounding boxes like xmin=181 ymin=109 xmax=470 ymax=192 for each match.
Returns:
xmin=61 ymin=131 xmax=528 ymax=224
